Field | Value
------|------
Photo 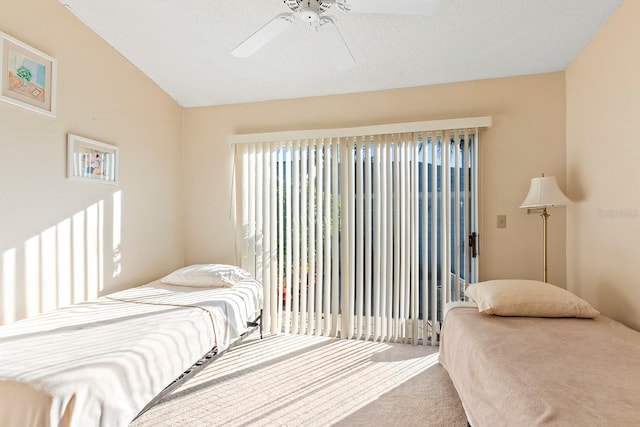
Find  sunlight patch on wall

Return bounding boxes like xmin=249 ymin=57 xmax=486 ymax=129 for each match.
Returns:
xmin=85 ymin=201 xmax=104 ymax=297
xmin=41 ymin=226 xmax=57 ymax=313
xmin=72 ymin=210 xmax=86 ymax=303
xmin=1 ymin=192 xmax=124 ymax=325
xmin=113 ymin=191 xmax=122 ymax=278
xmin=24 ymin=235 xmax=40 ymax=318
xmin=57 ymin=218 xmax=72 ymax=308
xmin=2 ymin=249 xmax=16 ymax=324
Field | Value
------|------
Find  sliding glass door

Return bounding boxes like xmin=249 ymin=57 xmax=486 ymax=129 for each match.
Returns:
xmin=237 ymin=127 xmax=480 ymax=345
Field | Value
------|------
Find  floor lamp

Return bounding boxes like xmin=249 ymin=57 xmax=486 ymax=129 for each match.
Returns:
xmin=520 ymin=174 xmax=571 ymax=283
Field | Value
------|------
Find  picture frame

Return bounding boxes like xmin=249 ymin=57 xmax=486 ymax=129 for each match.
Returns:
xmin=0 ymin=32 xmax=56 ymax=117
xmin=67 ymin=134 xmax=119 ymax=184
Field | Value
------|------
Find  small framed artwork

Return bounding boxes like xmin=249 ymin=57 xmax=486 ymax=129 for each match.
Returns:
xmin=0 ymin=32 xmax=57 ymax=117
xmin=67 ymin=134 xmax=119 ymax=184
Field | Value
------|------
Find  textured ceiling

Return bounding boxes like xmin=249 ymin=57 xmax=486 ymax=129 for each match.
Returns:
xmin=59 ymin=0 xmax=622 ymax=107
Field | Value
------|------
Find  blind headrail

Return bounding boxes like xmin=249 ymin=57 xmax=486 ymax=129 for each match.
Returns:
xmin=227 ymin=116 xmax=492 ymax=145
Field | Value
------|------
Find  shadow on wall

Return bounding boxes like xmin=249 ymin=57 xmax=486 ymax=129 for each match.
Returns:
xmin=0 ymin=190 xmax=123 ymax=325
xmin=597 ymin=277 xmax=640 ymax=331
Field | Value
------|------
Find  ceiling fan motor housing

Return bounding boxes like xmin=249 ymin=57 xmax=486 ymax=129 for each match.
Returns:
xmin=285 ymin=0 xmax=333 ymax=14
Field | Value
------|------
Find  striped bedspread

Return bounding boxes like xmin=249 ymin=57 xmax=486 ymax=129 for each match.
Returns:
xmin=0 ymin=280 xmax=262 ymax=427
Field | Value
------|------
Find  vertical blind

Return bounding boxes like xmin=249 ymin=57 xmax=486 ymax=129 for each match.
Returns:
xmin=234 ymin=119 xmax=487 ymax=345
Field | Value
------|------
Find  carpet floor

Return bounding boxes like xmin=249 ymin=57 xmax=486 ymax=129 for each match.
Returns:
xmin=130 ymin=333 xmax=467 ymax=427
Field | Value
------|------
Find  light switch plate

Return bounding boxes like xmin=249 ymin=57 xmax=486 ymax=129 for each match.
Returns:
xmin=497 ymin=215 xmax=507 ymax=228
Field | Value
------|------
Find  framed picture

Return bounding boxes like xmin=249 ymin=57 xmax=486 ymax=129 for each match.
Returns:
xmin=0 ymin=32 xmax=56 ymax=117
xmin=67 ymin=134 xmax=119 ymax=184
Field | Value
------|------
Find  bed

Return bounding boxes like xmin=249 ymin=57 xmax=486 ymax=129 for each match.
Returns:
xmin=439 ymin=279 xmax=640 ymax=427
xmin=0 ymin=264 xmax=263 ymax=427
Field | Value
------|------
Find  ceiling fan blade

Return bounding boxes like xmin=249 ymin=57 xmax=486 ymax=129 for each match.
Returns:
xmin=318 ymin=18 xmax=356 ymax=71
xmin=342 ymin=0 xmax=440 ymax=16
xmin=231 ymin=13 xmax=295 ymax=57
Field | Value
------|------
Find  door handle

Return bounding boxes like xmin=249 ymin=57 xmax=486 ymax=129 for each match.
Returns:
xmin=469 ymin=232 xmax=478 ymax=258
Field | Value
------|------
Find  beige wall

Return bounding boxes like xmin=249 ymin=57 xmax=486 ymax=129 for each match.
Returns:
xmin=0 ymin=0 xmax=184 ymax=324
xmin=183 ymin=73 xmax=567 ymax=286
xmin=566 ymin=0 xmax=640 ymax=330
xmin=0 ymin=1 xmax=574 ymax=328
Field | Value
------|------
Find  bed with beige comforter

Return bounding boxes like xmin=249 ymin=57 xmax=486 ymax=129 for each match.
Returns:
xmin=440 ymin=303 xmax=640 ymax=426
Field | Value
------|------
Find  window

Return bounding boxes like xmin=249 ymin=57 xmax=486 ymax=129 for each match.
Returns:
xmin=233 ymin=118 xmax=489 ymax=344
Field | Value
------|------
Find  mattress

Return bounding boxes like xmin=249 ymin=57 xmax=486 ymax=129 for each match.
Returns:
xmin=0 ymin=279 xmax=262 ymax=427
xmin=439 ymin=303 xmax=640 ymax=426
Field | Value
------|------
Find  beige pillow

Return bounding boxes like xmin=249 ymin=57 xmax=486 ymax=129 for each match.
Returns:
xmin=466 ymin=279 xmax=599 ymax=318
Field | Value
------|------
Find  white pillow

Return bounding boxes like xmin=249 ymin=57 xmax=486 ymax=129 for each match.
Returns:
xmin=466 ymin=279 xmax=600 ymax=318
xmin=160 ymin=264 xmax=252 ymax=288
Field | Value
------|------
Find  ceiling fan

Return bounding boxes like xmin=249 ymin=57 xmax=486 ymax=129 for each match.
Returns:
xmin=231 ymin=0 xmax=441 ymax=71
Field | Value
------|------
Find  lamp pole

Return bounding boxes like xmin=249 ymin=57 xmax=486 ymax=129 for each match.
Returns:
xmin=527 ymin=206 xmax=550 ymax=283
xmin=541 ymin=207 xmax=549 ymax=283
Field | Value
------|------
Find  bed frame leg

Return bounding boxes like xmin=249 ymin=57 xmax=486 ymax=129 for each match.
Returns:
xmin=134 ymin=309 xmax=264 ymax=422
xmin=246 ymin=309 xmax=263 ymax=339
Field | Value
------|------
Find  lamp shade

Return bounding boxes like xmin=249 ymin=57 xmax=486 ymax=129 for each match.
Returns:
xmin=520 ymin=176 xmax=571 ymax=209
